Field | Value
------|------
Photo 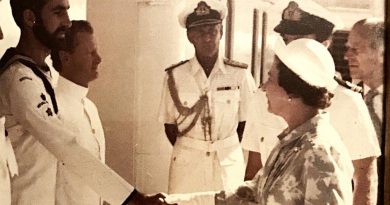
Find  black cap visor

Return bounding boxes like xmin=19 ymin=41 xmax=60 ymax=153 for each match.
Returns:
xmin=274 ymin=20 xmax=315 ymax=35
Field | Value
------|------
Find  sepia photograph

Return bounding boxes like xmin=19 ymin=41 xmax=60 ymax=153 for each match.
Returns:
xmin=0 ymin=0 xmax=388 ymax=204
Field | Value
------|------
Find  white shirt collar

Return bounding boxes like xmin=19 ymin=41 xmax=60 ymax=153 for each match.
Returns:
xmin=364 ymin=84 xmax=384 ymax=96
xmin=56 ymin=76 xmax=89 ymax=101
xmin=189 ymin=55 xmax=226 ymax=75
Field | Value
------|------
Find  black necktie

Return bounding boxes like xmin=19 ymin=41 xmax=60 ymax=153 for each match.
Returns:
xmin=365 ymin=89 xmax=382 ymax=145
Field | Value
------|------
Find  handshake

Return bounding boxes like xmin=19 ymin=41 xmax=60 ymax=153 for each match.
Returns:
xmin=129 ymin=185 xmax=258 ymax=205
xmin=127 ymin=191 xmax=177 ymax=205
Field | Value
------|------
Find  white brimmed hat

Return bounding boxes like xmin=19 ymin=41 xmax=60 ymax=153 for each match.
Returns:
xmin=178 ymin=0 xmax=227 ymax=29
xmin=272 ymin=38 xmax=338 ymax=91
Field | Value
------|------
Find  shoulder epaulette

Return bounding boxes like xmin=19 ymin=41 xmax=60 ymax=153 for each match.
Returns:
xmin=334 ymin=77 xmax=363 ymax=93
xmin=223 ymin=58 xmax=248 ymax=69
xmin=165 ymin=60 xmax=189 ymax=72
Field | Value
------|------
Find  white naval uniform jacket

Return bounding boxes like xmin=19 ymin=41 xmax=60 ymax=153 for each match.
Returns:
xmin=159 ymin=56 xmax=255 ymax=194
xmin=55 ymin=76 xmax=106 ymax=205
xmin=0 ymin=55 xmax=133 ymax=205
xmin=241 ymin=90 xmax=287 ymax=164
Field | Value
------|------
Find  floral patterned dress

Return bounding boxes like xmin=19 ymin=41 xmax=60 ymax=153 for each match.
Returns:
xmin=166 ymin=112 xmax=354 ymax=205
xmin=250 ymin=112 xmax=354 ymax=204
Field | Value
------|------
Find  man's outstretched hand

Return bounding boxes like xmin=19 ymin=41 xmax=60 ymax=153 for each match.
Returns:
xmin=129 ymin=191 xmax=178 ymax=205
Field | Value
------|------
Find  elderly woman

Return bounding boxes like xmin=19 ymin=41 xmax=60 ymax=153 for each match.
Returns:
xmin=164 ymin=38 xmax=354 ymax=205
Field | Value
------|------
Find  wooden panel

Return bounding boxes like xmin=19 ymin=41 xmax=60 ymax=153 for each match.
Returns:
xmin=384 ymin=0 xmax=390 ymax=203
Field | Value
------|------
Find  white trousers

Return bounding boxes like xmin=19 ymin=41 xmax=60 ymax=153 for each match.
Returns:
xmin=168 ymin=135 xmax=245 ymax=194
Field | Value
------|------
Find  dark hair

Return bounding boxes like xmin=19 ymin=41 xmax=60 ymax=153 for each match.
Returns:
xmin=276 ymin=57 xmax=334 ymax=109
xmin=51 ymin=20 xmax=94 ymax=71
xmin=10 ymin=0 xmax=49 ymax=28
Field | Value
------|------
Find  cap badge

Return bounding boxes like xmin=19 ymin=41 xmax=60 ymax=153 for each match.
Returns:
xmin=195 ymin=1 xmax=211 ymax=16
xmin=282 ymin=1 xmax=305 ymax=21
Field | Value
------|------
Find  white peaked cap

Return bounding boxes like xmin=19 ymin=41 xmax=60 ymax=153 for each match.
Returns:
xmin=178 ymin=0 xmax=227 ymax=28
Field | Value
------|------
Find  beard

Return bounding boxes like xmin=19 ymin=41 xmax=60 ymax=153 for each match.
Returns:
xmin=32 ymin=22 xmax=67 ymax=50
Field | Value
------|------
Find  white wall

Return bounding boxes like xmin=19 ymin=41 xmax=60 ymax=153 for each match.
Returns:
xmin=0 ymin=0 xmax=20 ymax=55
xmin=87 ymin=0 xmax=186 ymax=193
xmin=134 ymin=0 xmax=186 ymax=193
xmin=87 ymin=0 xmax=139 ymax=186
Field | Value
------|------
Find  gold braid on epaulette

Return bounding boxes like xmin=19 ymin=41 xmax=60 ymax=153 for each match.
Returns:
xmin=167 ymin=70 xmax=208 ymax=137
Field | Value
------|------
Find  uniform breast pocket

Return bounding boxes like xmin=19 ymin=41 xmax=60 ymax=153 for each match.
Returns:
xmin=213 ymin=90 xmax=240 ymax=121
xmin=178 ymin=92 xmax=199 ymax=108
xmin=176 ymin=92 xmax=200 ymax=128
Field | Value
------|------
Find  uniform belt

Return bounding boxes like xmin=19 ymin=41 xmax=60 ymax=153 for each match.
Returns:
xmin=176 ymin=134 xmax=240 ymax=152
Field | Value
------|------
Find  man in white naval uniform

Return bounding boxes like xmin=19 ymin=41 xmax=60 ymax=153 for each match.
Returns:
xmin=51 ymin=20 xmax=106 ymax=205
xmin=345 ymin=18 xmax=385 ymax=205
xmin=0 ymin=0 xmax=173 ymax=204
xmin=346 ymin=18 xmax=384 ymax=145
xmin=159 ymin=0 xmax=255 ymax=194
xmin=242 ymin=2 xmax=381 ymax=205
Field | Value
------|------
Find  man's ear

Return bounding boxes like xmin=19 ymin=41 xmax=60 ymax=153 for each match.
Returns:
xmin=23 ymin=9 xmax=36 ymax=28
xmin=220 ymin=25 xmax=223 ymax=39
